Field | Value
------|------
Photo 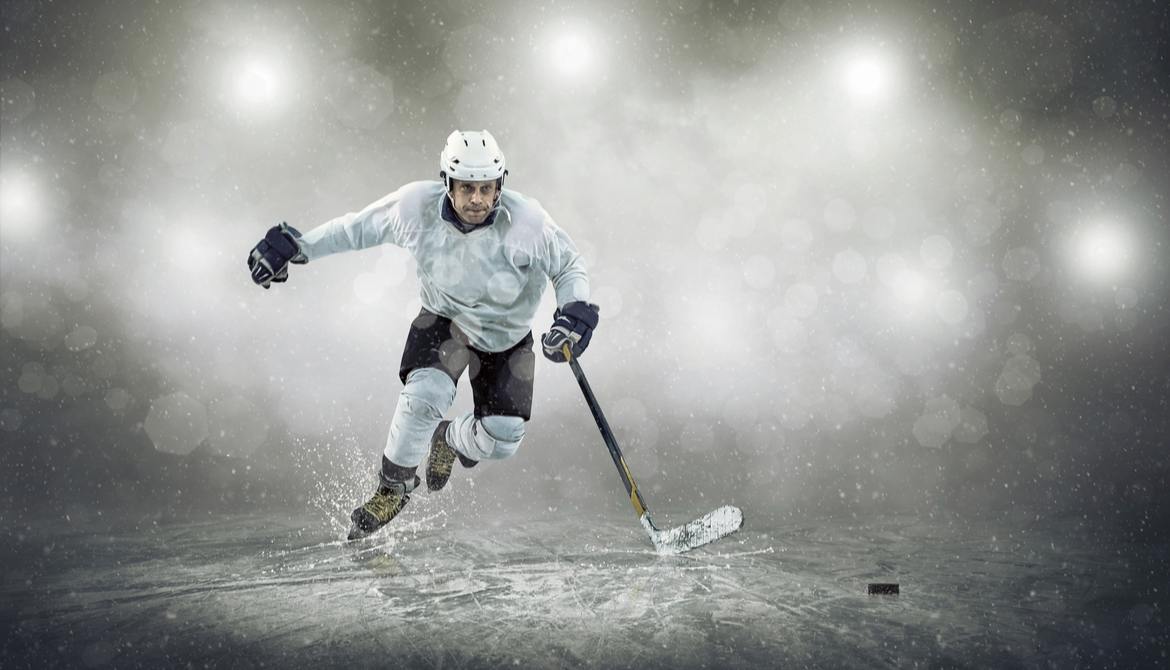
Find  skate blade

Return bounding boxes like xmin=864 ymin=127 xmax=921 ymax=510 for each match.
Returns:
xmin=641 ymin=505 xmax=744 ymax=555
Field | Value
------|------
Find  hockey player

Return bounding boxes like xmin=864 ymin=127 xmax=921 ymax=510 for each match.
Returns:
xmin=247 ymin=130 xmax=599 ymax=540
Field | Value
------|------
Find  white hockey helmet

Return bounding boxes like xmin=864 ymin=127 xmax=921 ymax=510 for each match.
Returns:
xmin=439 ymin=129 xmax=507 ymax=192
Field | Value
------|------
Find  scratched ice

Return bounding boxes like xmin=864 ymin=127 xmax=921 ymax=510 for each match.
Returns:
xmin=3 ymin=506 xmax=1163 ymax=668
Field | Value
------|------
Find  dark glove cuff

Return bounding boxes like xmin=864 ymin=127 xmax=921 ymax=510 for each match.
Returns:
xmin=559 ymin=301 xmax=600 ymax=329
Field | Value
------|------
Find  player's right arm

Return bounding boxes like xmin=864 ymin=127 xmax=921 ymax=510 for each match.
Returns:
xmin=296 ymin=183 xmax=417 ymax=261
xmin=246 ymin=182 xmax=423 ymax=289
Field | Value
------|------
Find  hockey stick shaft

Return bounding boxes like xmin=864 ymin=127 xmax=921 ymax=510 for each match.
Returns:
xmin=563 ymin=344 xmax=651 ymax=519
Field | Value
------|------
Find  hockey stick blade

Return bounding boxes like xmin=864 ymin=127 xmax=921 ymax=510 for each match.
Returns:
xmin=640 ymin=505 xmax=744 ymax=555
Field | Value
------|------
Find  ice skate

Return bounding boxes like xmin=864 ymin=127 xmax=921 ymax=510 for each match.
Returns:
xmin=426 ymin=420 xmax=477 ymax=491
xmin=348 ymin=471 xmax=418 ymax=541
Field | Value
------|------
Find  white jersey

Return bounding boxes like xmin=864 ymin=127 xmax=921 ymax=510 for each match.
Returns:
xmin=296 ymin=180 xmax=590 ymax=352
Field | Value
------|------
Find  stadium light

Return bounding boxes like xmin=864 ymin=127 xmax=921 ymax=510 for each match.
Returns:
xmin=545 ymin=27 xmax=597 ymax=79
xmin=841 ymin=47 xmax=898 ymax=105
xmin=0 ymin=171 xmax=42 ymax=237
xmin=231 ymin=58 xmax=282 ymax=113
xmin=1071 ymin=222 xmax=1132 ymax=282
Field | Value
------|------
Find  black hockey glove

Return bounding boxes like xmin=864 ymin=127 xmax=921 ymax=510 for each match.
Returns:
xmin=541 ymin=301 xmax=600 ymax=363
xmin=248 ymin=222 xmax=307 ymax=289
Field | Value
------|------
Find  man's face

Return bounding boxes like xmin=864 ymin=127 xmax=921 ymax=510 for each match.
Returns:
xmin=449 ymin=179 xmax=499 ymax=225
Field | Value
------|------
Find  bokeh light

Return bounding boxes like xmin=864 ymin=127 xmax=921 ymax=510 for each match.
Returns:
xmin=546 ymin=28 xmax=596 ymax=78
xmin=1070 ymin=222 xmax=1133 ymax=283
xmin=841 ymin=47 xmax=898 ymax=104
xmin=0 ymin=171 xmax=42 ymax=237
xmin=231 ymin=57 xmax=282 ymax=113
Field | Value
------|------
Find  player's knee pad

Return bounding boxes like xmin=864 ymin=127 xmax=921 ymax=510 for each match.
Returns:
xmin=479 ymin=414 xmax=526 ymax=460
xmin=400 ymin=367 xmax=456 ymax=420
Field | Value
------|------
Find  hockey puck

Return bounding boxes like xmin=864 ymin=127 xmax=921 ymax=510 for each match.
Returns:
xmin=867 ymin=583 xmax=900 ymax=595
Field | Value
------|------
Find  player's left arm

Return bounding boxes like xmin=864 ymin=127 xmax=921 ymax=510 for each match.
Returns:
xmin=539 ymin=218 xmax=599 ymax=363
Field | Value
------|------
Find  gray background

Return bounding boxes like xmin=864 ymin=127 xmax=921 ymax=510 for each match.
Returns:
xmin=2 ymin=0 xmax=1168 ymax=545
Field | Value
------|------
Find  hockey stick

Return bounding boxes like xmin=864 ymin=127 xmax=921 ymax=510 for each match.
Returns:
xmin=563 ymin=343 xmax=744 ymax=554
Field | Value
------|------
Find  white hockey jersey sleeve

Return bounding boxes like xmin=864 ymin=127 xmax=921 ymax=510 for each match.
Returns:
xmin=295 ymin=184 xmax=417 ymax=262
xmin=543 ymin=218 xmax=590 ymax=308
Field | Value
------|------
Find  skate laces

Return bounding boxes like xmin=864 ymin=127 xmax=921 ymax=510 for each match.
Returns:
xmin=433 ymin=436 xmax=455 ymax=474
xmin=365 ymin=489 xmax=402 ymax=522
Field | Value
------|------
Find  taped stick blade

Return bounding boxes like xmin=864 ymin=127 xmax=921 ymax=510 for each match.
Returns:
xmin=641 ymin=505 xmax=744 ymax=555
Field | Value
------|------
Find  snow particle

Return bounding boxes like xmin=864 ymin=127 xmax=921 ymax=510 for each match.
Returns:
xmin=830 ymin=337 xmax=867 ymax=369
xmin=977 ymin=12 xmax=1074 ymax=108
xmin=1005 ymin=333 xmax=1034 ymax=355
xmin=777 ymin=1 xmax=814 ymax=30
xmin=999 ymin=108 xmax=1022 ymax=131
xmin=1114 ymin=286 xmax=1138 ymax=310
xmin=64 ymin=325 xmax=98 ymax=351
xmin=678 ymin=418 xmax=715 ymax=454
xmin=1092 ymin=95 xmax=1117 ymax=118
xmin=1115 ymin=309 xmax=1138 ymax=332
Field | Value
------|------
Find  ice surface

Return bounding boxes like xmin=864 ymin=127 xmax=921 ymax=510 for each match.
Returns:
xmin=3 ymin=511 xmax=1165 ymax=668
